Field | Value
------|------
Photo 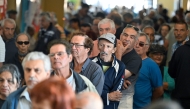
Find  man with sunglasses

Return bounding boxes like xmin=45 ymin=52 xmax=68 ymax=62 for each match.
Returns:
xmin=1 ymin=18 xmax=18 ymax=63
xmin=70 ymin=32 xmax=104 ymax=95
xmin=116 ymin=25 xmax=142 ymax=109
xmin=6 ymin=33 xmax=30 ymax=80
xmin=133 ymin=33 xmax=163 ymax=109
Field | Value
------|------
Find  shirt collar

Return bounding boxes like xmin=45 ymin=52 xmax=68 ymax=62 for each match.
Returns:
xmin=20 ymin=88 xmax=31 ymax=102
xmin=71 ymin=58 xmax=90 ymax=73
xmin=67 ymin=69 xmax=74 ymax=84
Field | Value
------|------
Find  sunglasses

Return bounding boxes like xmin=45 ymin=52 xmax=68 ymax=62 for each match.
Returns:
xmin=126 ymin=24 xmax=140 ymax=32
xmin=17 ymin=41 xmax=29 ymax=45
xmin=138 ymin=42 xmax=148 ymax=47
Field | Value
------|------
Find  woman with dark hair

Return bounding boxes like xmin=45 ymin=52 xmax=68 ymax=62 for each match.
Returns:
xmin=0 ymin=64 xmax=21 ymax=108
xmin=148 ymin=44 xmax=174 ymax=99
xmin=30 ymin=77 xmax=76 ymax=109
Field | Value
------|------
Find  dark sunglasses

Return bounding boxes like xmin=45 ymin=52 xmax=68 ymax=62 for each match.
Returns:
xmin=138 ymin=42 xmax=148 ymax=47
xmin=17 ymin=41 xmax=29 ymax=45
xmin=126 ymin=24 xmax=140 ymax=32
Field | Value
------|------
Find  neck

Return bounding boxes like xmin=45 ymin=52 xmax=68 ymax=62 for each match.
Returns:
xmin=18 ymin=51 xmax=28 ymax=57
xmin=123 ymin=48 xmax=133 ymax=55
xmin=0 ymin=94 xmax=6 ymax=100
xmin=73 ymin=57 xmax=87 ymax=72
xmin=140 ymin=54 xmax=148 ymax=60
xmin=54 ymin=67 xmax=71 ymax=79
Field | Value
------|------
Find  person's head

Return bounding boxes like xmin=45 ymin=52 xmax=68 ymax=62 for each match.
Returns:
xmin=0 ymin=64 xmax=21 ymax=99
xmin=120 ymin=24 xmax=140 ymax=52
xmin=80 ymin=3 xmax=90 ymax=16
xmin=49 ymin=12 xmax=58 ymax=25
xmin=39 ymin=12 xmax=51 ymax=29
xmin=76 ymin=92 xmax=103 ymax=109
xmin=146 ymin=100 xmax=183 ymax=109
xmin=123 ymin=12 xmax=133 ymax=23
xmin=108 ymin=13 xmax=122 ymax=27
xmin=148 ymin=44 xmax=166 ymax=66
xmin=48 ymin=39 xmax=72 ymax=70
xmin=70 ymin=18 xmax=80 ymax=29
xmin=98 ymin=33 xmax=116 ymax=62
xmin=31 ymin=77 xmax=76 ymax=109
xmin=134 ymin=32 xmax=150 ymax=58
xmin=159 ymin=23 xmax=171 ymax=37
xmin=80 ymin=23 xmax=91 ymax=33
xmin=185 ymin=13 xmax=190 ymax=24
xmin=174 ymin=21 xmax=189 ymax=43
xmin=1 ymin=18 xmax=16 ymax=40
xmin=26 ymin=26 xmax=35 ymax=37
xmin=98 ymin=18 xmax=116 ymax=35
xmin=140 ymin=19 xmax=154 ymax=30
xmin=7 ymin=10 xmax=17 ymax=20
xmin=142 ymin=26 xmax=155 ymax=43
xmin=92 ymin=17 xmax=102 ymax=36
xmin=71 ymin=32 xmax=93 ymax=58
xmin=15 ymin=33 xmax=30 ymax=55
xmin=22 ymin=52 xmax=51 ymax=90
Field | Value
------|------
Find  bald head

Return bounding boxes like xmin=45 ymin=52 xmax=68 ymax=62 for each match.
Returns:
xmin=76 ymin=92 xmax=103 ymax=109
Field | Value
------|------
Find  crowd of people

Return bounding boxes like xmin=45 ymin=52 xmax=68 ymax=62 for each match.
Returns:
xmin=0 ymin=2 xmax=190 ymax=109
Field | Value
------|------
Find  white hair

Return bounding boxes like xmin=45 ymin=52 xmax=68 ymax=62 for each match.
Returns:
xmin=1 ymin=18 xmax=16 ymax=27
xmin=98 ymin=18 xmax=115 ymax=30
xmin=22 ymin=52 xmax=51 ymax=72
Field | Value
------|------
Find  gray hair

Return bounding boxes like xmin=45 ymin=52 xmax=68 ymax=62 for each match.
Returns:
xmin=185 ymin=13 xmax=190 ymax=23
xmin=15 ymin=33 xmax=30 ymax=42
xmin=139 ymin=32 xmax=150 ymax=45
xmin=40 ymin=12 xmax=52 ymax=22
xmin=142 ymin=25 xmax=155 ymax=34
xmin=1 ymin=18 xmax=16 ymax=27
xmin=0 ymin=64 xmax=21 ymax=85
xmin=98 ymin=18 xmax=115 ymax=30
xmin=22 ymin=52 xmax=51 ymax=72
xmin=146 ymin=100 xmax=183 ymax=109
xmin=49 ymin=12 xmax=58 ymax=24
xmin=122 ymin=27 xmax=140 ymax=41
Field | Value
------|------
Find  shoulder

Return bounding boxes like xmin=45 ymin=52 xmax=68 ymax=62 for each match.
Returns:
xmin=6 ymin=87 xmax=26 ymax=101
xmin=79 ymin=74 xmax=96 ymax=88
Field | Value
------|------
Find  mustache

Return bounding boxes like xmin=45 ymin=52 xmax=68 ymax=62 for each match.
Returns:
xmin=100 ymin=51 xmax=108 ymax=55
xmin=28 ymin=77 xmax=37 ymax=82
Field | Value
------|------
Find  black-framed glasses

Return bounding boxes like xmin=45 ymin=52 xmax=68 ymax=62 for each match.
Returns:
xmin=138 ymin=42 xmax=149 ymax=47
xmin=17 ymin=41 xmax=29 ymax=45
xmin=126 ymin=24 xmax=140 ymax=32
xmin=70 ymin=43 xmax=84 ymax=48
xmin=48 ymin=52 xmax=65 ymax=57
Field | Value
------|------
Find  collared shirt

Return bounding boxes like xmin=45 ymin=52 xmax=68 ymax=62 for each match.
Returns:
xmin=172 ymin=37 xmax=189 ymax=55
xmin=67 ymin=69 xmax=76 ymax=91
xmin=71 ymin=58 xmax=104 ymax=95
xmin=17 ymin=88 xmax=31 ymax=109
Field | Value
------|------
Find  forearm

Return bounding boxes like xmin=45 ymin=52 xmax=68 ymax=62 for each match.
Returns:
xmin=152 ymin=87 xmax=164 ymax=101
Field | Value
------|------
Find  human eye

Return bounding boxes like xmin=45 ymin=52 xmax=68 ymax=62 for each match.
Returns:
xmin=8 ymin=79 xmax=13 ymax=84
xmin=34 ymin=68 xmax=40 ymax=73
xmin=130 ymin=36 xmax=135 ymax=39
xmin=123 ymin=33 xmax=128 ymax=37
xmin=57 ymin=52 xmax=64 ymax=56
xmin=25 ymin=68 xmax=31 ymax=72
xmin=48 ymin=53 xmax=55 ymax=57
xmin=105 ymin=28 xmax=110 ymax=31
xmin=0 ymin=79 xmax=3 ymax=82
xmin=99 ymin=29 xmax=103 ymax=31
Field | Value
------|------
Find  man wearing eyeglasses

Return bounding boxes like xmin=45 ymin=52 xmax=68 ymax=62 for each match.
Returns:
xmin=6 ymin=33 xmax=30 ymax=80
xmin=91 ymin=33 xmax=125 ymax=109
xmin=48 ymin=39 xmax=98 ymax=94
xmin=1 ymin=18 xmax=18 ymax=63
xmin=133 ymin=33 xmax=163 ymax=109
xmin=70 ymin=32 xmax=104 ymax=95
xmin=116 ymin=25 xmax=142 ymax=109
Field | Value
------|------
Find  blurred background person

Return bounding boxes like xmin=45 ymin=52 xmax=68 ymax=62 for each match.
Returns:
xmin=76 ymin=92 xmax=103 ymax=109
xmin=148 ymin=44 xmax=175 ymax=99
xmin=0 ymin=64 xmax=21 ymax=108
xmin=0 ymin=23 xmax=5 ymax=68
xmin=31 ymin=77 xmax=76 ymax=109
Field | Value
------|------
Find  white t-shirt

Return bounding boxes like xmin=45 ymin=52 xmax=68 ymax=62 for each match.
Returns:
xmin=0 ymin=36 xmax=5 ymax=62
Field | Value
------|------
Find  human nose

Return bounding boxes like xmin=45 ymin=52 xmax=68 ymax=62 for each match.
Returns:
xmin=2 ymin=80 xmax=8 ymax=87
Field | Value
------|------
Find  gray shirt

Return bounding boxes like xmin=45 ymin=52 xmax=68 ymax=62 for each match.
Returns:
xmin=71 ymin=58 xmax=104 ymax=95
xmin=17 ymin=88 xmax=31 ymax=109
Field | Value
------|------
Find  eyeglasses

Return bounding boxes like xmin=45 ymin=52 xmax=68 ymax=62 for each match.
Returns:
xmin=17 ymin=41 xmax=29 ymax=45
xmin=126 ymin=24 xmax=140 ymax=32
xmin=70 ymin=43 xmax=84 ymax=48
xmin=48 ymin=52 xmax=65 ymax=57
xmin=138 ymin=42 xmax=149 ymax=47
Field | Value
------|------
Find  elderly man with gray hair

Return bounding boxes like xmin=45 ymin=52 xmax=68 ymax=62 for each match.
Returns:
xmin=2 ymin=52 xmax=51 ymax=109
xmin=0 ymin=64 xmax=21 ymax=108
